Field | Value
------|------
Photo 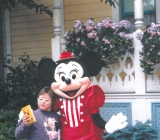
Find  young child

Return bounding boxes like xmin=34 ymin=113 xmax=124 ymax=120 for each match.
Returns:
xmin=15 ymin=86 xmax=61 ymax=140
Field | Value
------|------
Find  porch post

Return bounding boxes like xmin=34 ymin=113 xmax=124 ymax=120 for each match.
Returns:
xmin=4 ymin=9 xmax=12 ymax=77
xmin=156 ymin=0 xmax=160 ymax=22
xmin=134 ymin=0 xmax=144 ymax=29
xmin=51 ymin=0 xmax=62 ymax=61
xmin=134 ymin=0 xmax=146 ymax=94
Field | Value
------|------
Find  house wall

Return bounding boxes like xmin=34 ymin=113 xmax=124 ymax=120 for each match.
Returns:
xmin=64 ymin=0 xmax=112 ymax=32
xmin=10 ymin=0 xmax=53 ymax=65
xmin=10 ymin=0 xmax=112 ymax=65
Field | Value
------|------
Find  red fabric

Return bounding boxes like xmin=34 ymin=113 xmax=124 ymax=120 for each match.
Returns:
xmin=54 ymin=85 xmax=105 ymax=140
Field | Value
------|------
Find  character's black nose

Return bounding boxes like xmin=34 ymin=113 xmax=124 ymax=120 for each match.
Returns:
xmin=65 ymin=78 xmax=71 ymax=85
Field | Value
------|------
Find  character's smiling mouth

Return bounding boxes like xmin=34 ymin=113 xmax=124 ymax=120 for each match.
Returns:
xmin=63 ymin=89 xmax=79 ymax=97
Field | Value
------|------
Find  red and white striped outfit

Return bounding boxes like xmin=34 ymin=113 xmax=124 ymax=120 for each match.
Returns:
xmin=54 ymin=85 xmax=105 ymax=140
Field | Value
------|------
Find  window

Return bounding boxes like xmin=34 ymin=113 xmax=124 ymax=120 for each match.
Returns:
xmin=112 ymin=0 xmax=156 ymax=32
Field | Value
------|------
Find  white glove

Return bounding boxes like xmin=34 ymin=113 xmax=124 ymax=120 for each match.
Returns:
xmin=18 ymin=111 xmax=24 ymax=122
xmin=105 ymin=112 xmax=128 ymax=134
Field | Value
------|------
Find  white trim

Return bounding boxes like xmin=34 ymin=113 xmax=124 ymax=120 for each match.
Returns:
xmin=105 ymin=93 xmax=160 ymax=99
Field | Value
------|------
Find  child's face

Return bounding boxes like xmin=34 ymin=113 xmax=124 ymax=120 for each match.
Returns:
xmin=37 ymin=93 xmax=52 ymax=111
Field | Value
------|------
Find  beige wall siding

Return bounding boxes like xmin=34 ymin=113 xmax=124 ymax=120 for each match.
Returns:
xmin=64 ymin=0 xmax=112 ymax=32
xmin=10 ymin=0 xmax=53 ymax=65
xmin=10 ymin=0 xmax=112 ymax=64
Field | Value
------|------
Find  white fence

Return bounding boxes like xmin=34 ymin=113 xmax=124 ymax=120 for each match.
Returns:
xmin=90 ymin=50 xmax=160 ymax=93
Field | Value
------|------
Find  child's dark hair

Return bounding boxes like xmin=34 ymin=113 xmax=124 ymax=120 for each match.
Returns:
xmin=38 ymin=86 xmax=57 ymax=110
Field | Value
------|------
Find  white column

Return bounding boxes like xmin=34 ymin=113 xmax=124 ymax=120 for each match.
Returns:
xmin=53 ymin=0 xmax=61 ymax=37
xmin=60 ymin=0 xmax=64 ymax=38
xmin=111 ymin=1 xmax=120 ymax=23
xmin=51 ymin=0 xmax=62 ymax=61
xmin=60 ymin=0 xmax=66 ymax=52
xmin=132 ymin=99 xmax=147 ymax=124
xmin=134 ymin=0 xmax=144 ymax=29
xmin=4 ymin=9 xmax=12 ymax=77
xmin=134 ymin=0 xmax=146 ymax=94
xmin=156 ymin=0 xmax=160 ymax=22
xmin=133 ymin=30 xmax=146 ymax=94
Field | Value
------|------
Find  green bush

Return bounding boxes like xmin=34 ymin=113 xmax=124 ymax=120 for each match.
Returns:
xmin=0 ymin=109 xmax=19 ymax=140
xmin=0 ymin=53 xmax=44 ymax=110
xmin=102 ymin=120 xmax=158 ymax=140
xmin=0 ymin=53 xmax=46 ymax=139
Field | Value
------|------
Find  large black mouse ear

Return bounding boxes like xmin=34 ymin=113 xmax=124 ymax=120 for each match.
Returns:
xmin=79 ymin=51 xmax=105 ymax=76
xmin=38 ymin=58 xmax=57 ymax=86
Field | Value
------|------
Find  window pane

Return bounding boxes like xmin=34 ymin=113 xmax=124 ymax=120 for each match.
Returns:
xmin=143 ymin=0 xmax=155 ymax=11
xmin=123 ymin=0 xmax=134 ymax=13
xmin=122 ymin=0 xmax=155 ymax=15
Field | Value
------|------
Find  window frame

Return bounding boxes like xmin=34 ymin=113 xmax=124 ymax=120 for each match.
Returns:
xmin=120 ymin=0 xmax=156 ymax=19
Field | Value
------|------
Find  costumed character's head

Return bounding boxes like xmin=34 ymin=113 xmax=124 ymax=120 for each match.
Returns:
xmin=38 ymin=51 xmax=105 ymax=99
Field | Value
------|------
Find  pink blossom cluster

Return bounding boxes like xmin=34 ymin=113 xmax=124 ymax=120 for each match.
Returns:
xmin=64 ymin=18 xmax=133 ymax=62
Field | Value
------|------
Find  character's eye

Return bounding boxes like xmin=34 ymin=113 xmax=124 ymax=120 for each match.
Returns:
xmin=70 ymin=68 xmax=79 ymax=80
xmin=72 ymin=74 xmax=76 ymax=79
xmin=58 ymin=72 xmax=66 ymax=82
xmin=61 ymin=76 xmax=65 ymax=82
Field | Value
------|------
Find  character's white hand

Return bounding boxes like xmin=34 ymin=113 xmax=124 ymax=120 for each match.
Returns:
xmin=105 ymin=112 xmax=128 ymax=134
xmin=18 ymin=111 xmax=24 ymax=122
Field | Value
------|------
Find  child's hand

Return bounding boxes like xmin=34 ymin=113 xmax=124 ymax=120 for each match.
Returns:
xmin=22 ymin=114 xmax=31 ymax=126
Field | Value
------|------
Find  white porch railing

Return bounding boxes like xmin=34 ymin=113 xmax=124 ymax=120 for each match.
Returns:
xmin=90 ymin=51 xmax=135 ymax=93
xmin=146 ymin=63 xmax=160 ymax=92
xmin=90 ymin=50 xmax=160 ymax=93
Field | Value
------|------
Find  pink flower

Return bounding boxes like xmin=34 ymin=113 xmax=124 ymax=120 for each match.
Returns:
xmin=104 ymin=21 xmax=110 ymax=28
xmin=95 ymin=37 xmax=99 ymax=41
xmin=76 ymin=38 xmax=80 ymax=42
xmin=151 ymin=31 xmax=156 ymax=36
xmin=147 ymin=62 xmax=154 ymax=65
xmin=157 ymin=32 xmax=160 ymax=36
xmin=87 ymin=33 xmax=94 ymax=38
xmin=105 ymin=40 xmax=110 ymax=44
xmin=81 ymin=41 xmax=86 ymax=46
xmin=86 ymin=26 xmax=93 ymax=32
xmin=102 ymin=38 xmax=106 ymax=41
xmin=103 ymin=38 xmax=110 ymax=44
xmin=87 ymin=30 xmax=97 ymax=39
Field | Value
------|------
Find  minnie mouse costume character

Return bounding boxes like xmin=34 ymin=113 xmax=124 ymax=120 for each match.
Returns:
xmin=38 ymin=51 xmax=128 ymax=140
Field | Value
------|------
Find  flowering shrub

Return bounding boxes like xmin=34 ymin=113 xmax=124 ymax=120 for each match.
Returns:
xmin=64 ymin=18 xmax=134 ymax=67
xmin=136 ymin=22 xmax=160 ymax=74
